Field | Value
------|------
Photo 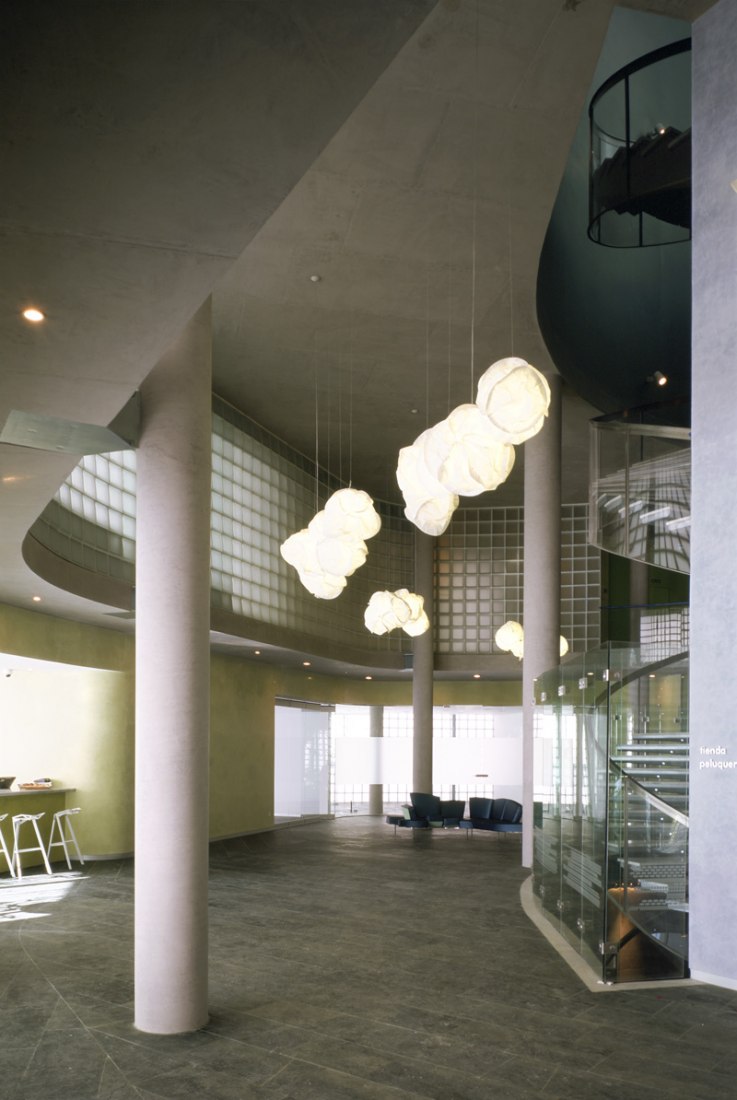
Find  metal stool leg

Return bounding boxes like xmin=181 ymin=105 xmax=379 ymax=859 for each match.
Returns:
xmin=47 ymin=808 xmax=84 ymax=869
xmin=0 ymin=814 xmax=16 ymax=878
xmin=12 ymin=813 xmax=53 ymax=877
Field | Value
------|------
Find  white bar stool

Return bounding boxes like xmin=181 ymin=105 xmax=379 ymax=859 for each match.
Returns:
xmin=0 ymin=814 xmax=16 ymax=878
xmin=12 ymin=813 xmax=53 ymax=877
xmin=47 ymin=807 xmax=84 ymax=869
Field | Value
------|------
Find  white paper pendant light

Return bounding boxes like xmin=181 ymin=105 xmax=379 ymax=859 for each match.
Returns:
xmin=308 ymin=512 xmax=367 ymax=577
xmin=494 ymin=619 xmax=569 ymax=660
xmin=280 ymin=488 xmax=381 ymax=599
xmin=396 ymin=355 xmax=549 ymax=536
xmin=323 ymin=487 xmax=382 ymax=539
xmin=422 ymin=405 xmax=515 ymax=496
xmin=364 ymin=589 xmax=430 ymax=636
xmin=396 ymin=435 xmax=458 ymax=537
xmin=476 ymin=357 xmax=551 ymax=445
xmin=494 ymin=620 xmax=525 ymax=660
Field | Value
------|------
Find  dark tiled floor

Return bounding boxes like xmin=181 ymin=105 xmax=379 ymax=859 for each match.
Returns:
xmin=2 ymin=816 xmax=737 ymax=1099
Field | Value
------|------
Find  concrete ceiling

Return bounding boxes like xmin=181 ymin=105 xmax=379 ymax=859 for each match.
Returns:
xmin=0 ymin=0 xmax=712 ymax=654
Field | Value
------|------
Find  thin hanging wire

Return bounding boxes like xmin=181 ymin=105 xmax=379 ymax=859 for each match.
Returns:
xmin=447 ymin=198 xmax=453 ymax=414
xmin=314 ymin=358 xmax=320 ymax=514
xmin=508 ymin=202 xmax=515 ymax=354
xmin=338 ymin=378 xmax=343 ymax=487
xmin=326 ymin=359 xmax=332 ymax=496
xmin=469 ymin=0 xmax=480 ymax=403
xmin=348 ymin=358 xmax=353 ymax=487
xmin=425 ymin=265 xmax=431 ymax=428
xmin=345 ymin=274 xmax=355 ymax=489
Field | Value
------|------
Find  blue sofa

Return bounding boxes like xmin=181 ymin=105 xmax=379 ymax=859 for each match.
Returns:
xmin=466 ymin=796 xmax=522 ymax=833
xmin=386 ymin=792 xmax=466 ymax=831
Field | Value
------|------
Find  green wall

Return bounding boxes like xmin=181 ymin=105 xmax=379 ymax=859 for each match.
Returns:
xmin=0 ymin=605 xmax=135 ymax=858
xmin=210 ymin=653 xmax=277 ymax=839
xmin=0 ymin=602 xmax=522 ymax=857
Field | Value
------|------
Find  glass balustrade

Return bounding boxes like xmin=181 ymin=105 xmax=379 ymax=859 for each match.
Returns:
xmin=589 ymin=416 xmax=691 ymax=574
xmin=533 ymin=643 xmax=689 ymax=983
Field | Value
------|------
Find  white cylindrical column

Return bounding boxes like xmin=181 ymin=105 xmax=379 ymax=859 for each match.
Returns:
xmin=522 ymin=375 xmax=561 ymax=868
xmin=689 ymin=2 xmax=737 ymax=990
xmin=134 ymin=300 xmax=212 ymax=1033
xmin=368 ymin=705 xmax=384 ymax=816
xmin=412 ymin=531 xmax=434 ymax=794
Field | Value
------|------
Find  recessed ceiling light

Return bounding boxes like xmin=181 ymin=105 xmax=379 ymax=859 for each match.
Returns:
xmin=22 ymin=307 xmax=45 ymax=323
xmin=303 ymin=660 xmax=311 ymax=667
xmin=254 ymin=650 xmax=261 ymax=655
xmin=309 ymin=274 xmax=321 ymax=283
xmin=365 ymin=675 xmax=373 ymax=681
xmin=32 ymin=595 xmax=42 ymax=603
xmin=473 ymin=673 xmax=481 ymax=679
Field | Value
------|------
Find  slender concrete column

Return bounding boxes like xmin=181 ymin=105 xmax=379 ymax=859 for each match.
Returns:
xmin=522 ymin=375 xmax=561 ymax=868
xmin=368 ymin=705 xmax=384 ymax=816
xmin=412 ymin=531 xmax=434 ymax=794
xmin=134 ymin=300 xmax=212 ymax=1033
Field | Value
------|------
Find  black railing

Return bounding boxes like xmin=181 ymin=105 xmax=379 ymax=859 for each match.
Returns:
xmin=588 ymin=39 xmax=691 ymax=248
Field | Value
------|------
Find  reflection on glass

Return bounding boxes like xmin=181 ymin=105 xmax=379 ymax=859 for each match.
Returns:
xmin=533 ymin=644 xmax=689 ymax=983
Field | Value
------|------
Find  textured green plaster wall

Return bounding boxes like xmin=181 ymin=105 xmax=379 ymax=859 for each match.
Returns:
xmin=272 ymin=668 xmax=522 ymax=707
xmin=0 ymin=602 xmax=523 ymax=855
xmin=209 ymin=653 xmax=276 ymax=838
xmin=0 ymin=604 xmax=134 ymax=857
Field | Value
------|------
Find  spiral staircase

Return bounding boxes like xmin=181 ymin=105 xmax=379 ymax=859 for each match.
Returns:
xmin=533 ymin=34 xmax=693 ymax=984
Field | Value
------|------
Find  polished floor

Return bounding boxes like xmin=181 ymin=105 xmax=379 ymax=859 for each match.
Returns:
xmin=2 ymin=816 xmax=737 ymax=1100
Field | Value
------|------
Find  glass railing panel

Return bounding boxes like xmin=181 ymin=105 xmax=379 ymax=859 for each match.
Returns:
xmin=534 ymin=644 xmax=689 ymax=983
xmin=534 ymin=649 xmax=612 ymax=975
xmin=607 ymin=776 xmax=688 ymax=980
xmin=590 ymin=419 xmax=691 ymax=574
xmin=606 ymin=648 xmax=689 ymax=813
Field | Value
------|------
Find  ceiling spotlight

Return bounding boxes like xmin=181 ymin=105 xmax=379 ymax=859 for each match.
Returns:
xmin=302 ymin=660 xmax=311 ymax=667
xmin=254 ymin=650 xmax=261 ymax=656
xmin=22 ymin=307 xmax=45 ymax=323
xmin=473 ymin=673 xmax=481 ymax=680
xmin=309 ymin=274 xmax=321 ymax=283
xmin=32 ymin=595 xmax=42 ymax=603
xmin=653 ymin=370 xmax=667 ymax=386
xmin=365 ymin=675 xmax=373 ymax=681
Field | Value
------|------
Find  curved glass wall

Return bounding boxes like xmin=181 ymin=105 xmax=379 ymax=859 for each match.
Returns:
xmin=590 ymin=417 xmax=691 ymax=574
xmin=588 ymin=40 xmax=691 ymax=248
xmin=533 ymin=643 xmax=689 ymax=983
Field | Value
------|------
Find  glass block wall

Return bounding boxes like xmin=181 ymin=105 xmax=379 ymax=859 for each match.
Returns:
xmin=208 ymin=402 xmax=412 ymax=650
xmin=33 ymin=399 xmax=413 ymax=652
xmin=435 ymin=503 xmax=600 ymax=655
xmin=34 ymin=451 xmax=137 ymax=585
xmin=32 ymin=401 xmax=600 ymax=657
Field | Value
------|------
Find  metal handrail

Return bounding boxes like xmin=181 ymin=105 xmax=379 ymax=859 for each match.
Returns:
xmin=589 ymin=39 xmax=692 ymax=130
